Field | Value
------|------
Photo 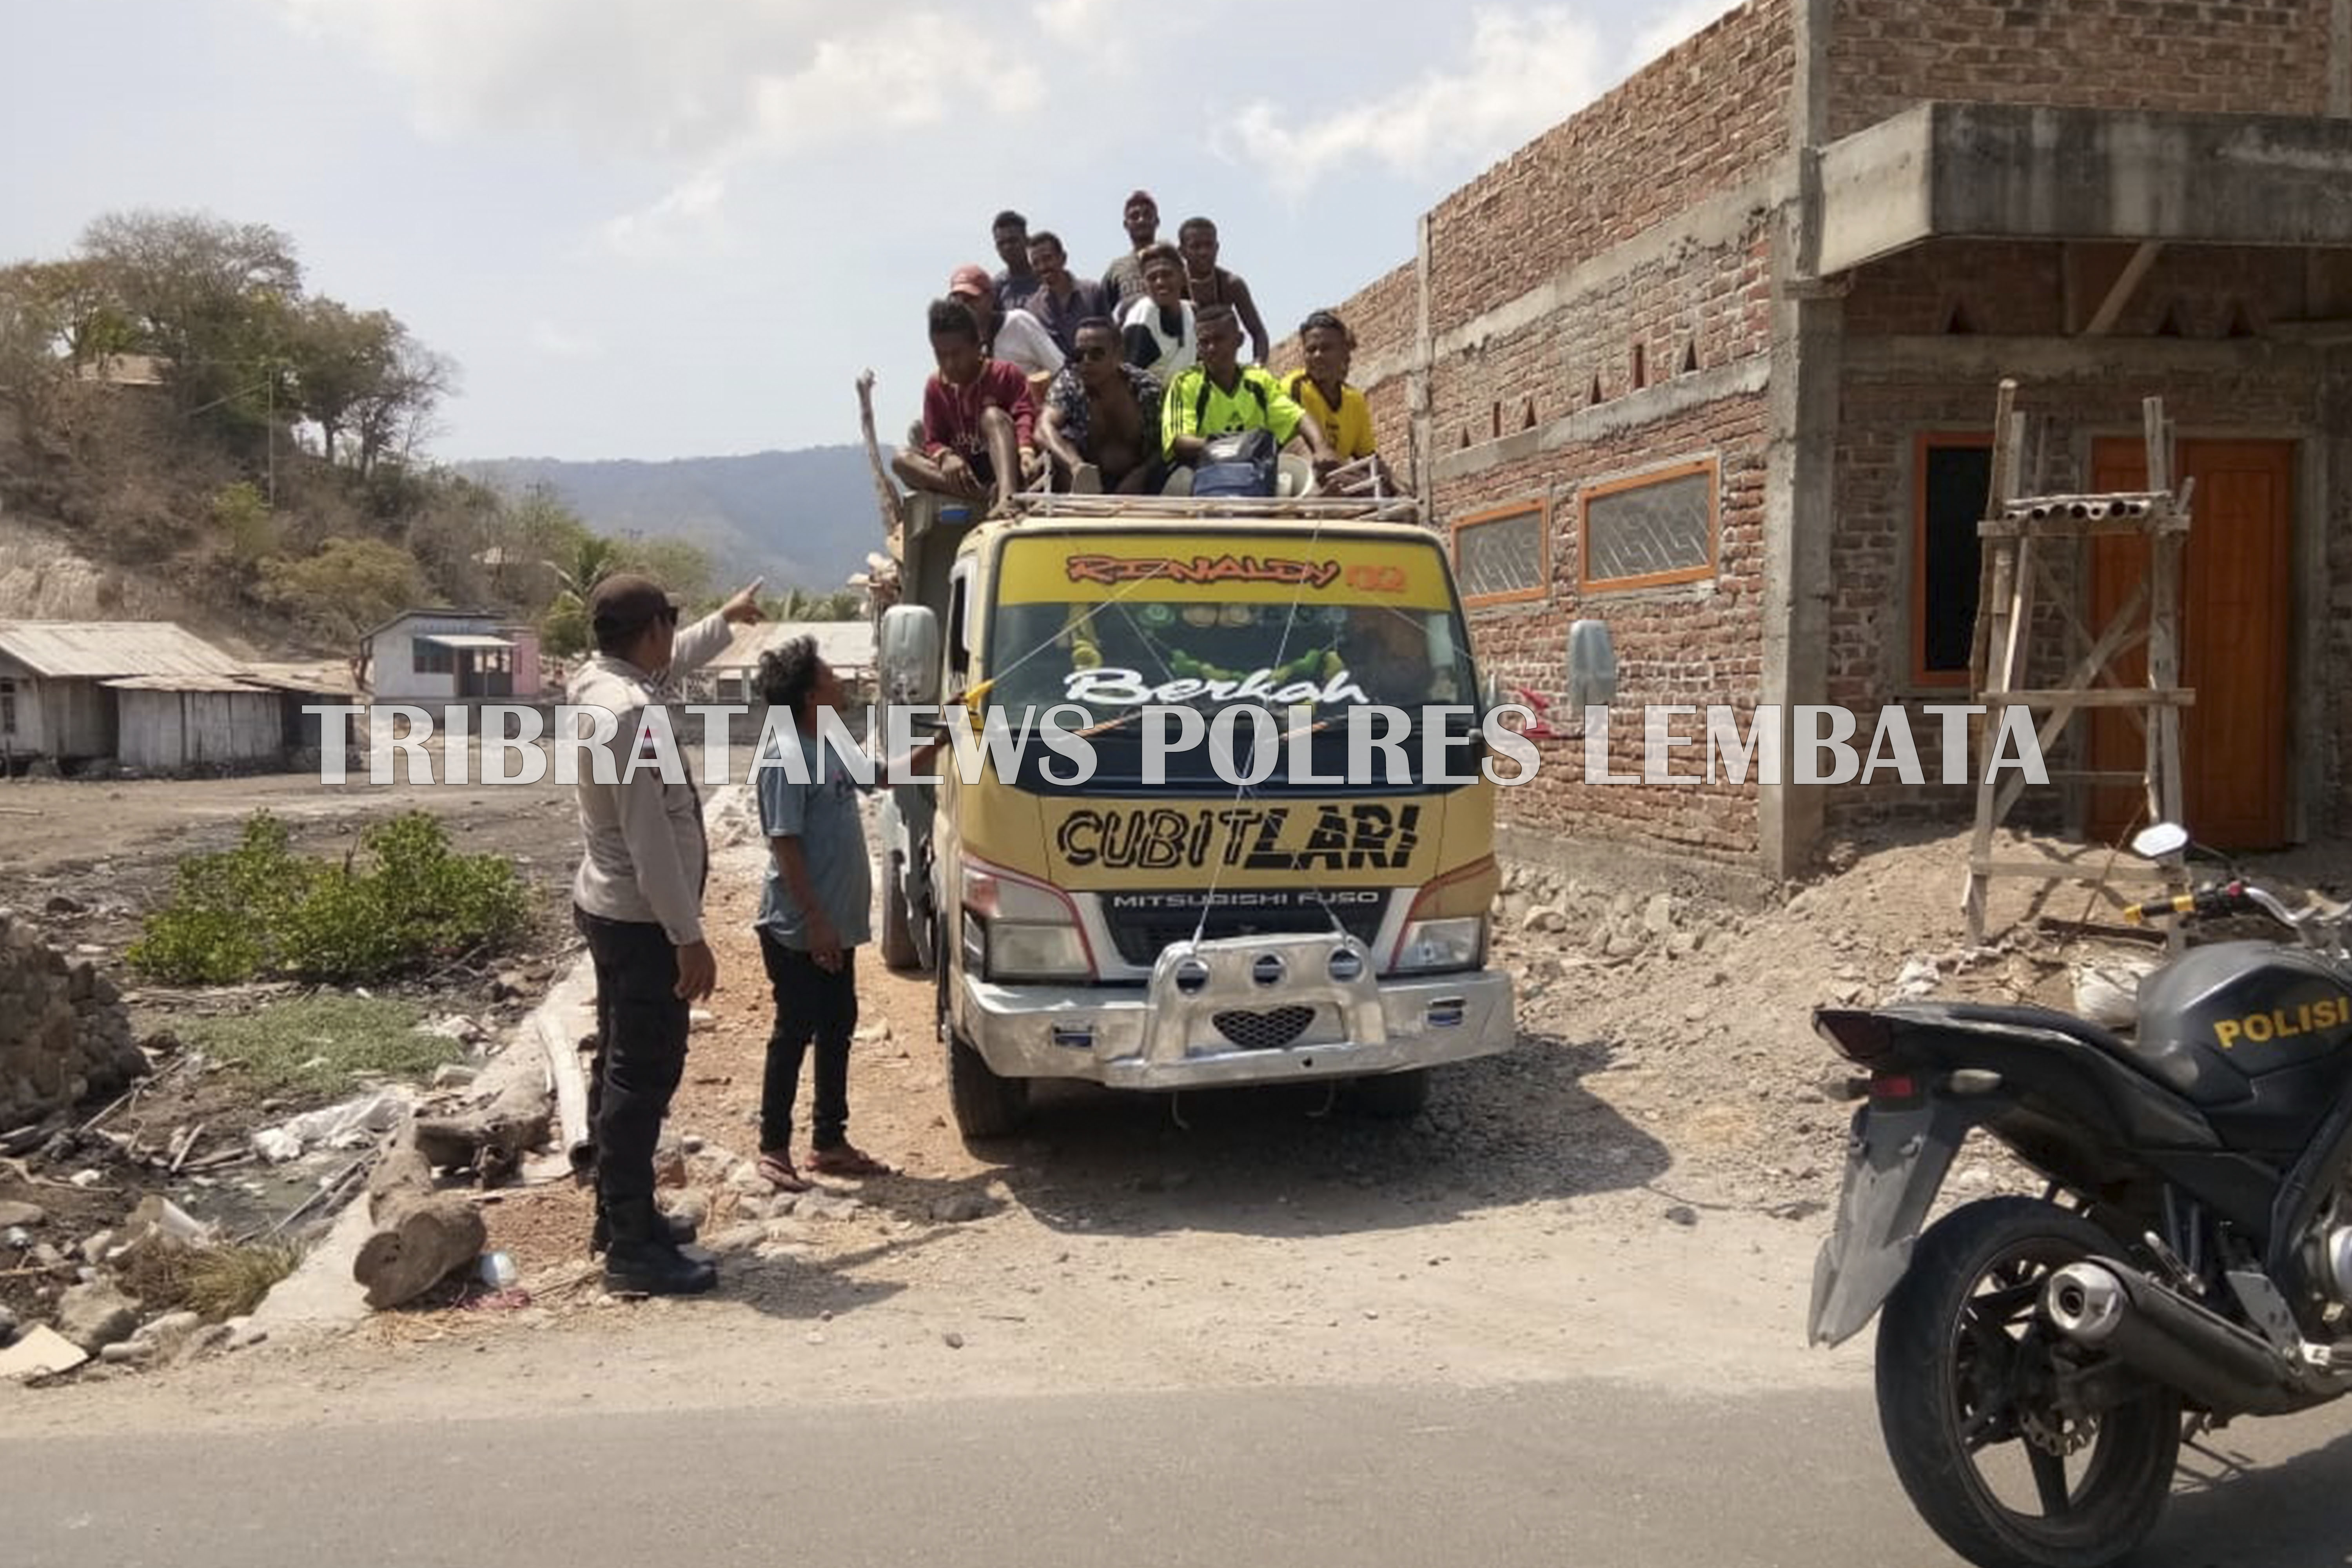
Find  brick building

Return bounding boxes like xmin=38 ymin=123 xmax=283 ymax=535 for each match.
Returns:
xmin=1297 ymin=0 xmax=2352 ymax=888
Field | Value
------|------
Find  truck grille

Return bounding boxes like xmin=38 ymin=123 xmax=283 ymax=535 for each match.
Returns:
xmin=1212 ymin=1007 xmax=1317 ymax=1051
xmin=1101 ymin=896 xmax=1388 ymax=968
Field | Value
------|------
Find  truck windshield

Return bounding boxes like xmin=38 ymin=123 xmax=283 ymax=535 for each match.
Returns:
xmin=982 ymin=533 xmax=1478 ymax=725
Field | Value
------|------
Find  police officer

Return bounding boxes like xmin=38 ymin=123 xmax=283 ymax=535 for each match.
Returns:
xmin=570 ymin=570 xmax=763 ymax=1295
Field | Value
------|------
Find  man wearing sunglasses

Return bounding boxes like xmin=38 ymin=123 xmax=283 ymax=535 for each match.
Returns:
xmin=570 ymin=570 xmax=764 ymax=1296
xmin=1037 ymin=317 xmax=1167 ymax=495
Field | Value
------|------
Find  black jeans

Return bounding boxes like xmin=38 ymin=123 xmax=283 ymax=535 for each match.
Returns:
xmin=575 ymin=905 xmax=690 ymax=1208
xmin=758 ymin=929 xmax=858 ymax=1154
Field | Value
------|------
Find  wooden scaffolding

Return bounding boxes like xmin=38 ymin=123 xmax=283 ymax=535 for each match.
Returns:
xmin=1961 ymin=379 xmax=2196 ymax=947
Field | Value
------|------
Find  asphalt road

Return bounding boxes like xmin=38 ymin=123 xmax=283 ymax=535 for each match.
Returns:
xmin=10 ymin=1379 xmax=2350 ymax=1568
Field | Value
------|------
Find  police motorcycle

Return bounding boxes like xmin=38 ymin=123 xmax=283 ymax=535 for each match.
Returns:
xmin=1806 ymin=822 xmax=2352 ymax=1568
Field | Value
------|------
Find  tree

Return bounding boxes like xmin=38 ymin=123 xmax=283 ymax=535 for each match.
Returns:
xmin=348 ymin=332 xmax=454 ymax=480
xmin=259 ymin=537 xmax=423 ymax=647
xmin=77 ymin=209 xmax=304 ymax=424
xmin=628 ymin=537 xmax=712 ymax=604
xmin=287 ymin=298 xmax=399 ymax=465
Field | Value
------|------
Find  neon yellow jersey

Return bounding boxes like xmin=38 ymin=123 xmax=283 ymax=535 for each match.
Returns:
xmin=1282 ymin=373 xmax=1376 ymax=459
xmin=1161 ymin=365 xmax=1307 ymax=450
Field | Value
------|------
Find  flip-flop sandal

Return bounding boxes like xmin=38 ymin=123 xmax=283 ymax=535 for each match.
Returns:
xmin=757 ymin=1152 xmax=811 ymax=1192
xmin=808 ymin=1145 xmax=894 ymax=1178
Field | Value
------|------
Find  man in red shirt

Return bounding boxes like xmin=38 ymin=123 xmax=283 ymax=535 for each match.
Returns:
xmin=889 ymin=297 xmax=1041 ymax=515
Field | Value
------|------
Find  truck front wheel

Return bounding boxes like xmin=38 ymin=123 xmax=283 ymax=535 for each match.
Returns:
xmin=948 ymin=1034 xmax=1029 ymax=1140
xmin=878 ymin=852 xmax=919 ymax=972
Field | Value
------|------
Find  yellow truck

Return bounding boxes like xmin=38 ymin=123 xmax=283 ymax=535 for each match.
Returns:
xmin=872 ymin=487 xmax=1548 ymax=1137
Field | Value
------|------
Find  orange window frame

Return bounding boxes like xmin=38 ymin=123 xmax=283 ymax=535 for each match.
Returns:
xmin=1577 ymin=457 xmax=1718 ymax=592
xmin=1910 ymin=432 xmax=1994 ymax=689
xmin=1451 ymin=497 xmax=1550 ymax=608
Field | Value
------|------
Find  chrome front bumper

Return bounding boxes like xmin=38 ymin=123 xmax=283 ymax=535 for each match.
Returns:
xmin=956 ymin=930 xmax=1515 ymax=1089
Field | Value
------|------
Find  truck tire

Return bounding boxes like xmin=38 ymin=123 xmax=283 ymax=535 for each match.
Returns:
xmin=1349 ymin=1067 xmax=1430 ymax=1119
xmin=948 ymin=1035 xmax=1029 ymax=1140
xmin=878 ymin=853 xmax=918 ymax=972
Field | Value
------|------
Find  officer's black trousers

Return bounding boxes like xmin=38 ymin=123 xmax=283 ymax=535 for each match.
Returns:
xmin=575 ymin=904 xmax=689 ymax=1209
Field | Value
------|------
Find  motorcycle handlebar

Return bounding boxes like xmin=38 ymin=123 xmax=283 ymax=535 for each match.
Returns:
xmin=2119 ymin=883 xmax=2245 ymax=927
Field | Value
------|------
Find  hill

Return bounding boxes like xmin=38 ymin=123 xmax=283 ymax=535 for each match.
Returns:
xmin=464 ymin=444 xmax=895 ymax=596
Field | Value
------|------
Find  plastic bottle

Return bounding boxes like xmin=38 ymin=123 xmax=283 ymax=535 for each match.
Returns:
xmin=477 ymin=1250 xmax=519 ymax=1289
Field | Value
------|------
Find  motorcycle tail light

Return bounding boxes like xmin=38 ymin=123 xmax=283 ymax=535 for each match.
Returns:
xmin=1867 ymin=1073 xmax=1918 ymax=1100
xmin=1813 ymin=1008 xmax=1895 ymax=1065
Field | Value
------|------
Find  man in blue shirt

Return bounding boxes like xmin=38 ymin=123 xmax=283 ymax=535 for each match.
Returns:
xmin=751 ymin=636 xmax=941 ymax=1189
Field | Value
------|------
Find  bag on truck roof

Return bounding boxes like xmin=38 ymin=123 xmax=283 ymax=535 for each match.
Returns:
xmin=1191 ymin=427 xmax=1278 ymax=499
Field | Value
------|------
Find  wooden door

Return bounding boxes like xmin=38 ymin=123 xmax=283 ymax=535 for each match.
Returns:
xmin=2087 ymin=439 xmax=2294 ymax=849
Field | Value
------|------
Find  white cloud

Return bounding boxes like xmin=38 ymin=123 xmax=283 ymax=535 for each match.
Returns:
xmin=264 ymin=1 xmax=1047 ymax=162
xmin=599 ymin=167 xmax=733 ymax=261
xmin=530 ymin=321 xmax=605 ymax=361
xmin=1218 ymin=7 xmax=1611 ymax=197
xmin=1033 ymin=0 xmax=1106 ymax=42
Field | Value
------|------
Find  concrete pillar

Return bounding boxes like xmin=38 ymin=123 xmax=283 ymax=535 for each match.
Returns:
xmin=1757 ymin=0 xmax=1842 ymax=884
xmin=2334 ymin=0 xmax=2351 ymax=117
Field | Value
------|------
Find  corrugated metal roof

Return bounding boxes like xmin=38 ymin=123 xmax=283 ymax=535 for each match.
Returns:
xmin=420 ymin=633 xmax=515 ymax=650
xmin=705 ymin=621 xmax=878 ymax=672
xmin=0 ymin=621 xmax=244 ymax=680
xmin=102 ymin=675 xmax=273 ymax=694
xmin=234 ymin=661 xmax=359 ymax=696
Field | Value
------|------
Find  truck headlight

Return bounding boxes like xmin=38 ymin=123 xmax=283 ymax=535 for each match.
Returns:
xmin=961 ymin=856 xmax=1094 ymax=982
xmin=1392 ymin=916 xmax=1485 ymax=975
xmin=1388 ymin=855 xmax=1497 ymax=975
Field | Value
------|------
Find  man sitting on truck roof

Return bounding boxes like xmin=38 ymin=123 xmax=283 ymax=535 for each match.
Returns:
xmin=889 ymin=297 xmax=1041 ymax=516
xmin=1162 ymin=305 xmax=1336 ymax=481
xmin=948 ymin=263 xmax=1061 ymax=379
xmin=1281 ymin=308 xmax=1397 ymax=495
xmin=1177 ymin=217 xmax=1272 ymax=365
xmin=1037 ymin=317 xmax=1166 ymax=495
xmin=1119 ymin=243 xmax=1196 ymax=381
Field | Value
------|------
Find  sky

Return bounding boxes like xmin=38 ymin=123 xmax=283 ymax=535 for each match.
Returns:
xmin=1 ymin=0 xmax=1738 ymax=465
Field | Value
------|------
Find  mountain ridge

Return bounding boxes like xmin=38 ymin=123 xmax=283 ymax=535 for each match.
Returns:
xmin=462 ymin=443 xmax=897 ymax=595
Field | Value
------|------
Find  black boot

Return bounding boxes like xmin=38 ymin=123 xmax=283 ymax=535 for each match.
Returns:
xmin=589 ymin=1202 xmax=700 ymax=1257
xmin=601 ymin=1196 xmax=717 ymax=1296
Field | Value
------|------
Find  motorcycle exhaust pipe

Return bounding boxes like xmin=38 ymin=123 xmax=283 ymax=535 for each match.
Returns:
xmin=2042 ymin=1260 xmax=2312 ymax=1419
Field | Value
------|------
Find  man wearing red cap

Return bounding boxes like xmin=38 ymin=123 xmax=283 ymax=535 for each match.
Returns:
xmin=947 ymin=263 xmax=1062 ymax=379
xmin=1100 ymin=190 xmax=1161 ymax=311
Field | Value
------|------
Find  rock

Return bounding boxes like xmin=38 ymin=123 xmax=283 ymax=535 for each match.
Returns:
xmin=55 ymin=1281 xmax=141 ymax=1352
xmin=68 ymin=1169 xmax=101 ymax=1189
xmin=1666 ymin=932 xmax=1699 ymax=960
xmin=931 ymin=1191 xmax=995 ymax=1225
xmin=1683 ymin=1002 xmax=1710 ymax=1024
xmin=1664 ymin=1205 xmax=1700 ymax=1228
xmin=942 ymin=1331 xmax=965 ymax=1350
xmin=430 ymin=1064 xmax=480 ymax=1090
xmin=78 ymin=1229 xmax=116 ymax=1264
xmin=689 ymin=1009 xmax=716 ymax=1034
xmin=1604 ymin=933 xmax=1646 ymax=960
xmin=100 ymin=1340 xmax=154 ymax=1366
xmin=225 ymin=1317 xmax=267 ymax=1351
xmin=664 ymin=1192 xmax=710 ymax=1230
xmin=0 ymin=1200 xmax=46 ymax=1228
xmin=492 ymin=971 xmax=528 ymax=1001
xmin=725 ymin=1161 xmax=772 ymax=1196
xmin=680 ymin=1134 xmax=706 ymax=1154
xmin=1643 ymin=894 xmax=1676 ymax=935
xmin=189 ymin=1324 xmax=233 ymax=1357
xmin=43 ymin=895 xmax=86 ymax=916
xmin=707 ymin=1224 xmax=768 ymax=1252
xmin=796 ymin=1192 xmax=863 ymax=1222
xmin=0 ymin=1305 xmax=17 ymax=1347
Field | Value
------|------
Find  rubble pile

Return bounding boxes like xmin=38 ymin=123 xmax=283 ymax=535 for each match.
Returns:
xmin=0 ymin=910 xmax=147 ymax=1132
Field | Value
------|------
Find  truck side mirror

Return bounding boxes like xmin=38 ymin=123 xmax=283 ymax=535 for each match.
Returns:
xmin=879 ymin=604 xmax=942 ymax=708
xmin=1565 ymin=619 xmax=1617 ymax=710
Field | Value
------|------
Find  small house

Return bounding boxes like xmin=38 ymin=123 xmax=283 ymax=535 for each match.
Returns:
xmin=104 ymin=675 xmax=285 ymax=773
xmin=0 ymin=621 xmax=247 ymax=768
xmin=699 ymin=621 xmax=878 ymax=706
xmin=360 ymin=609 xmax=543 ymax=704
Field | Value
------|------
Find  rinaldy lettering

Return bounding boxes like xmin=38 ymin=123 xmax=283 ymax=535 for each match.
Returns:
xmin=1054 ymin=804 xmax=1422 ymax=873
xmin=1063 ymin=554 xmax=1344 ymax=589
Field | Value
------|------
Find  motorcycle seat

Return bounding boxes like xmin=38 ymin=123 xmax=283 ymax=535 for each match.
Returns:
xmin=1909 ymin=1000 xmax=2241 ymax=1106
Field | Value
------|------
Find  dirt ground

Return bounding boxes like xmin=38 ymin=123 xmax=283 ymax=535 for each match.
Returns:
xmin=11 ymin=768 xmax=2352 ymax=1426
xmin=0 ymin=753 xmax=585 ymax=1336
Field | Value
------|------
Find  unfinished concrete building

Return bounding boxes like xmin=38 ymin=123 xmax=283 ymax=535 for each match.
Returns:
xmin=1303 ymin=0 xmax=2352 ymax=887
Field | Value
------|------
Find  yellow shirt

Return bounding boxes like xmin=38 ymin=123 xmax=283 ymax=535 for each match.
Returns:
xmin=1282 ymin=372 xmax=1376 ymax=459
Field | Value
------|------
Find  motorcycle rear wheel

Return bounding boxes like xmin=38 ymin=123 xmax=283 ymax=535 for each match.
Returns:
xmin=1875 ymin=1196 xmax=2181 ymax=1568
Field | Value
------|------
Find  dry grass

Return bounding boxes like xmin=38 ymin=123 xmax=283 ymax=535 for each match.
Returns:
xmin=115 ymin=1238 xmax=306 ymax=1321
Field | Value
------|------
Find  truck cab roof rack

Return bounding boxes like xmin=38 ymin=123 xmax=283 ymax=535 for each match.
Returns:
xmin=993 ymin=491 xmax=1425 ymax=525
